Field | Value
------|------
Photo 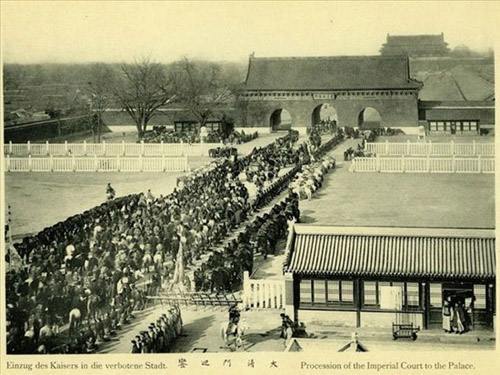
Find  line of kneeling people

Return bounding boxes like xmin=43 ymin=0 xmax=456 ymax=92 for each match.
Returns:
xmin=131 ymin=305 xmax=182 ymax=353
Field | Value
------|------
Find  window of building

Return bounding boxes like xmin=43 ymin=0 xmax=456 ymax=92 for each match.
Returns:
xmin=474 ymin=285 xmax=487 ymax=309
xmin=314 ymin=280 xmax=326 ymax=303
xmin=342 ymin=281 xmax=354 ymax=302
xmin=362 ymin=281 xmax=421 ymax=309
xmin=430 ymin=283 xmax=442 ymax=307
xmin=326 ymin=280 xmax=340 ymax=303
xmin=406 ymin=282 xmax=419 ymax=306
xmin=363 ymin=281 xmax=378 ymax=305
xmin=300 ymin=280 xmax=312 ymax=303
xmin=300 ymin=279 xmax=354 ymax=307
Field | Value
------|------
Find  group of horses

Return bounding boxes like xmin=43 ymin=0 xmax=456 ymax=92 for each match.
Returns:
xmin=289 ymin=156 xmax=336 ymax=201
xmin=343 ymin=145 xmax=375 ymax=161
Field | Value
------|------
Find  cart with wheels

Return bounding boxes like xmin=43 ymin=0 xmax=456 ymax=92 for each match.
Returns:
xmin=392 ymin=308 xmax=420 ymax=340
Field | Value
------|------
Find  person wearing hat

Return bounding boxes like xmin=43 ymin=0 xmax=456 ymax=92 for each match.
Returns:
xmin=148 ymin=325 xmax=157 ymax=353
xmin=106 ymin=183 xmax=116 ymax=201
xmin=131 ymin=339 xmax=141 ymax=353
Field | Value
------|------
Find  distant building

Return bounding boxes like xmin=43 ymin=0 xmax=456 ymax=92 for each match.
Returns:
xmin=419 ymin=100 xmax=495 ymax=134
xmin=380 ymin=33 xmax=450 ymax=57
xmin=238 ymin=55 xmax=422 ymax=134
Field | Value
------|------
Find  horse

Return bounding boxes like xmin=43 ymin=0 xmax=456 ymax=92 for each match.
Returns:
xmin=220 ymin=320 xmax=247 ymax=351
xmin=86 ymin=294 xmax=100 ymax=323
xmin=68 ymin=308 xmax=82 ymax=337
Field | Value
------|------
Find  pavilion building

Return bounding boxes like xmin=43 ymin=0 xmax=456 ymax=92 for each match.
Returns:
xmin=380 ymin=33 xmax=450 ymax=57
xmin=283 ymin=225 xmax=495 ymax=332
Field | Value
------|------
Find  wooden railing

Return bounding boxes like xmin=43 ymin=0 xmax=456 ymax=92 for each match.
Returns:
xmin=350 ymin=156 xmax=494 ymax=174
xmin=148 ymin=292 xmax=241 ymax=307
xmin=4 ymin=140 xmax=223 ymax=157
xmin=5 ymin=155 xmax=189 ymax=173
xmin=365 ymin=141 xmax=494 ymax=157
xmin=242 ymin=271 xmax=285 ymax=310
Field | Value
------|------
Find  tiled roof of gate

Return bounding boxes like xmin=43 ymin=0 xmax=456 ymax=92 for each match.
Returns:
xmin=285 ymin=225 xmax=495 ymax=279
xmin=386 ymin=34 xmax=446 ymax=45
xmin=244 ymin=55 xmax=422 ymax=91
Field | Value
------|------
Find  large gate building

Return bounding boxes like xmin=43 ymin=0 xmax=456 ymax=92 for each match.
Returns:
xmin=237 ymin=55 xmax=423 ymax=134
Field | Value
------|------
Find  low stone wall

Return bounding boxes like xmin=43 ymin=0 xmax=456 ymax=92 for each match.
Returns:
xmin=298 ymin=309 xmax=357 ymax=327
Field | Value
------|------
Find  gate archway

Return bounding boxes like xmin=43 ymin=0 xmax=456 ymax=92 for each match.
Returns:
xmin=311 ymin=103 xmax=338 ymax=127
xmin=270 ymin=108 xmax=292 ymax=131
xmin=358 ymin=107 xmax=382 ymax=129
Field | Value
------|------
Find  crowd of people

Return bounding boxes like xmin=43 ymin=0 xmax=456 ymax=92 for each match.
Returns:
xmin=142 ymin=126 xmax=258 ymax=145
xmin=193 ymin=193 xmax=300 ymax=291
xmin=208 ymin=146 xmax=238 ymax=158
xmin=131 ymin=305 xmax=182 ymax=353
xmin=312 ymin=119 xmax=337 ymax=135
xmin=237 ymin=136 xmax=309 ymax=191
xmin=5 ymin=125 xmax=350 ymax=354
xmin=6 ymin=132 xmax=307 ymax=354
xmin=442 ymin=295 xmax=475 ymax=334
xmin=306 ymin=128 xmax=323 ymax=155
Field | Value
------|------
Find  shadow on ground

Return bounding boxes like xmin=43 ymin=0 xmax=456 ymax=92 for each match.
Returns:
xmin=171 ymin=314 xmax=217 ymax=353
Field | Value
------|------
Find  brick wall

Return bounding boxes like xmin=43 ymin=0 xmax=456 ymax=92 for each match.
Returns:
xmin=237 ymin=95 xmax=419 ymax=130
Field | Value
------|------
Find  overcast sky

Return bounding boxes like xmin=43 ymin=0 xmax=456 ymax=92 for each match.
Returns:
xmin=1 ymin=1 xmax=497 ymax=64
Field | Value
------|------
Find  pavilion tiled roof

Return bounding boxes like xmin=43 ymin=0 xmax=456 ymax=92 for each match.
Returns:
xmin=386 ymin=34 xmax=446 ymax=45
xmin=244 ymin=55 xmax=422 ymax=91
xmin=285 ymin=225 xmax=495 ymax=280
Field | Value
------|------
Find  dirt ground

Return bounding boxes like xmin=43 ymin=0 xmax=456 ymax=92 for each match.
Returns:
xmin=300 ymin=168 xmax=494 ymax=229
xmin=5 ymin=172 xmax=183 ymax=237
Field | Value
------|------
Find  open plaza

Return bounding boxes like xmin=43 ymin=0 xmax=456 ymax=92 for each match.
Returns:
xmin=2 ymin=3 xmax=496 ymax=359
xmin=5 ymin=132 xmax=495 ymax=353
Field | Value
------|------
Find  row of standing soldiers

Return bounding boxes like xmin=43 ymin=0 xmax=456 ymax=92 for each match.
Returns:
xmin=131 ymin=305 xmax=182 ymax=353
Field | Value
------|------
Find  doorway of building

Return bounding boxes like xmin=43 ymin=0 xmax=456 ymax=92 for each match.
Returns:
xmin=270 ymin=108 xmax=292 ymax=131
xmin=311 ymin=104 xmax=338 ymax=125
xmin=358 ymin=107 xmax=382 ymax=129
xmin=428 ymin=282 xmax=485 ymax=332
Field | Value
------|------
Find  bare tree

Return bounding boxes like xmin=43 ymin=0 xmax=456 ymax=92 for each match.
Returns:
xmin=169 ymin=58 xmax=234 ymax=129
xmin=113 ymin=59 xmax=175 ymax=139
xmin=87 ymin=63 xmax=116 ymax=142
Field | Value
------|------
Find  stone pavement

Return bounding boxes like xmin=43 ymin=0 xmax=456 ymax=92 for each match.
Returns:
xmin=251 ymin=136 xmax=359 ymax=281
xmin=98 ymin=305 xmax=287 ymax=353
xmin=99 ymin=303 xmax=494 ymax=353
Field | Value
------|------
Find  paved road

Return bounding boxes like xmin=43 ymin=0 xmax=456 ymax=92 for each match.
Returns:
xmin=252 ymin=137 xmax=358 ymax=280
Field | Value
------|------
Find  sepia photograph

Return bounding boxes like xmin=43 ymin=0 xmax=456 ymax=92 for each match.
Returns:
xmin=0 ymin=1 xmax=498 ymax=372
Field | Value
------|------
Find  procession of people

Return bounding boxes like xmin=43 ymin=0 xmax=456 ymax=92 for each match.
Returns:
xmin=5 ymin=132 xmax=309 ymax=354
xmin=131 ymin=305 xmax=182 ymax=353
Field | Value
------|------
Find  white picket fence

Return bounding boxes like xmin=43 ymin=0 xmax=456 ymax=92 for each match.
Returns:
xmin=350 ymin=156 xmax=494 ymax=174
xmin=5 ymin=155 xmax=189 ymax=173
xmin=4 ymin=140 xmax=222 ymax=157
xmin=242 ymin=271 xmax=285 ymax=310
xmin=365 ymin=140 xmax=495 ymax=157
